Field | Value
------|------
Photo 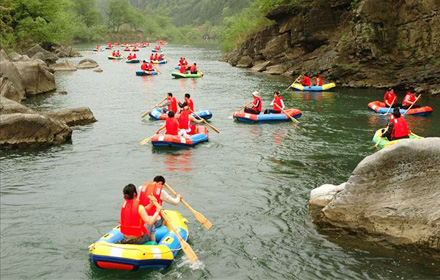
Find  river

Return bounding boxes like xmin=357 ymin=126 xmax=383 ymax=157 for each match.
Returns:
xmin=1 ymin=45 xmax=439 ymax=279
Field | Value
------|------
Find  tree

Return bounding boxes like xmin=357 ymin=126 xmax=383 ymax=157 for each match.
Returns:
xmin=106 ymin=0 xmax=129 ymax=32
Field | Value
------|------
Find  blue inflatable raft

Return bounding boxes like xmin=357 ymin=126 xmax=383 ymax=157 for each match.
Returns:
xmin=149 ymin=108 xmax=212 ymax=120
xmin=136 ymin=70 xmax=158 ymax=76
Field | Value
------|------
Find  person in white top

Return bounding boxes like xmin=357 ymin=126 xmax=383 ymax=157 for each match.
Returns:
xmin=264 ymin=91 xmax=285 ymax=114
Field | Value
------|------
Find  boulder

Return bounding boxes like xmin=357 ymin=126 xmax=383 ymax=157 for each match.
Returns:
xmin=261 ymin=33 xmax=290 ymax=59
xmin=309 ymin=183 xmax=346 ymax=221
xmin=93 ymin=68 xmax=103 ymax=73
xmin=311 ymin=138 xmax=440 ymax=257
xmin=14 ymin=60 xmax=56 ymax=95
xmin=50 ymin=60 xmax=77 ymax=72
xmin=27 ymin=44 xmax=58 ymax=65
xmin=265 ymin=64 xmax=288 ymax=75
xmin=251 ymin=61 xmax=272 ymax=72
xmin=0 ymin=53 xmax=26 ymax=101
xmin=0 ymin=76 xmax=21 ymax=103
xmin=59 ymin=90 xmax=68 ymax=95
xmin=52 ymin=45 xmax=81 ymax=58
xmin=0 ymin=97 xmax=34 ymax=115
xmin=236 ymin=56 xmax=253 ymax=68
xmin=77 ymin=59 xmax=98 ymax=69
xmin=45 ymin=107 xmax=97 ymax=126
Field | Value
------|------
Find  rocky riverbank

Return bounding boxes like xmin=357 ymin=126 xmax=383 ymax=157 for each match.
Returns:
xmin=221 ymin=0 xmax=440 ymax=95
xmin=0 ymin=46 xmax=97 ymax=148
xmin=310 ymin=138 xmax=440 ymax=259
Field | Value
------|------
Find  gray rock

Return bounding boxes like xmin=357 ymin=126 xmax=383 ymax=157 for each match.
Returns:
xmin=266 ymin=64 xmax=288 ymax=75
xmin=311 ymin=138 xmax=440 ymax=257
xmin=77 ymin=59 xmax=98 ymax=69
xmin=59 ymin=90 xmax=68 ymax=95
xmin=45 ymin=107 xmax=97 ymax=126
xmin=14 ymin=60 xmax=56 ymax=95
xmin=93 ymin=68 xmax=103 ymax=73
xmin=236 ymin=56 xmax=253 ymax=68
xmin=52 ymin=45 xmax=81 ymax=58
xmin=251 ymin=61 xmax=272 ymax=72
xmin=50 ymin=60 xmax=77 ymax=72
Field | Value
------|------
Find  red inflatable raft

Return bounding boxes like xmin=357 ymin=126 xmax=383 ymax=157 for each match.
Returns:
xmin=151 ymin=126 xmax=209 ymax=148
xmin=367 ymin=101 xmax=433 ymax=116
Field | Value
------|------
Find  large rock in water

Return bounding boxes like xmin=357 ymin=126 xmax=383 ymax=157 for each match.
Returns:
xmin=27 ymin=44 xmax=58 ymax=65
xmin=310 ymin=138 xmax=440 ymax=258
xmin=50 ymin=60 xmax=78 ymax=72
xmin=77 ymin=59 xmax=98 ymax=69
xmin=45 ymin=107 xmax=97 ymax=126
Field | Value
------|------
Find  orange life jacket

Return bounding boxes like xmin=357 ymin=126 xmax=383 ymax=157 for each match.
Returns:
xmin=150 ymin=55 xmax=154 ymax=61
xmin=120 ymin=199 xmax=148 ymax=237
xmin=272 ymin=96 xmax=283 ymax=111
xmin=168 ymin=97 xmax=177 ymax=112
xmin=253 ymin=96 xmax=262 ymax=112
xmin=402 ymin=92 xmax=416 ymax=107
xmin=179 ymin=65 xmax=186 ymax=74
xmin=138 ymin=182 xmax=163 ymax=216
xmin=384 ymin=91 xmax=396 ymax=105
xmin=148 ymin=62 xmax=153 ymax=70
xmin=391 ymin=116 xmax=409 ymax=140
xmin=190 ymin=65 xmax=196 ymax=72
xmin=127 ymin=54 xmax=132 ymax=60
xmin=301 ymin=76 xmax=311 ymax=87
xmin=178 ymin=110 xmax=190 ymax=129
xmin=141 ymin=62 xmax=147 ymax=71
xmin=165 ymin=117 xmax=179 ymax=135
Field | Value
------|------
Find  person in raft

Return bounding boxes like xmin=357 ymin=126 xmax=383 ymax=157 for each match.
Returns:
xmin=300 ymin=75 xmax=312 ymax=87
xmin=127 ymin=53 xmax=133 ymax=60
xmin=178 ymin=106 xmax=203 ymax=137
xmin=383 ymin=88 xmax=398 ymax=108
xmin=244 ymin=91 xmax=263 ymax=115
xmin=154 ymin=53 xmax=159 ymax=61
xmin=140 ymin=60 xmax=148 ymax=72
xmin=178 ymin=93 xmax=194 ymax=111
xmin=158 ymin=54 xmax=164 ymax=61
xmin=119 ymin=183 xmax=162 ymax=244
xmin=314 ymin=76 xmax=323 ymax=86
xmin=116 ymin=50 xmax=120 ymax=57
xmin=112 ymin=50 xmax=116 ymax=57
xmin=150 ymin=53 xmax=154 ymax=61
xmin=402 ymin=91 xmax=418 ymax=109
xmin=264 ymin=92 xmax=285 ymax=114
xmin=124 ymin=45 xmax=130 ymax=51
xmin=156 ymin=111 xmax=179 ymax=135
xmin=159 ymin=92 xmax=178 ymax=113
xmin=137 ymin=176 xmax=181 ymax=241
xmin=383 ymin=107 xmax=409 ymax=141
xmin=133 ymin=53 xmax=137 ymax=59
xmin=189 ymin=63 xmax=198 ymax=74
xmin=179 ymin=64 xmax=187 ymax=74
xmin=147 ymin=61 xmax=155 ymax=71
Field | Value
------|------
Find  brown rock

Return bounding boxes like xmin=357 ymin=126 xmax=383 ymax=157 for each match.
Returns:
xmin=261 ymin=33 xmax=290 ymax=59
xmin=77 ymin=59 xmax=99 ymax=69
xmin=46 ymin=107 xmax=97 ymax=126
xmin=14 ymin=60 xmax=56 ymax=95
xmin=236 ymin=56 xmax=253 ymax=68
xmin=266 ymin=64 xmax=288 ymax=75
xmin=50 ymin=60 xmax=77 ymax=72
xmin=251 ymin=61 xmax=272 ymax=72
xmin=93 ymin=68 xmax=103 ymax=73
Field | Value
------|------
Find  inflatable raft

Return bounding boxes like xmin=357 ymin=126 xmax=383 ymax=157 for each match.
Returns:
xmin=149 ymin=108 xmax=212 ymax=120
xmin=89 ymin=210 xmax=189 ymax=270
xmin=290 ymin=83 xmax=336 ymax=91
xmin=152 ymin=49 xmax=162 ymax=53
xmin=151 ymin=126 xmax=209 ymax=148
xmin=233 ymin=109 xmax=302 ymax=123
xmin=367 ymin=101 xmax=433 ymax=116
xmin=108 ymin=56 xmax=123 ymax=60
xmin=172 ymin=72 xmax=204 ymax=79
xmin=136 ymin=70 xmax=158 ymax=76
xmin=371 ymin=128 xmax=423 ymax=149
xmin=93 ymin=49 xmax=104 ymax=52
xmin=126 ymin=59 xmax=140 ymax=63
xmin=150 ymin=60 xmax=167 ymax=64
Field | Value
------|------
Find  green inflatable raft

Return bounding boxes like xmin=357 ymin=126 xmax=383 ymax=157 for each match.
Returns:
xmin=371 ymin=129 xmax=423 ymax=149
xmin=171 ymin=72 xmax=203 ymax=78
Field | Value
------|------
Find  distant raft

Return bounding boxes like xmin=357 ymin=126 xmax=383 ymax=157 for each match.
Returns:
xmin=136 ymin=70 xmax=158 ymax=76
xmin=149 ymin=108 xmax=213 ymax=120
xmin=152 ymin=49 xmax=162 ymax=52
xmin=125 ymin=59 xmax=140 ymax=63
xmin=150 ymin=60 xmax=167 ymax=64
xmin=89 ymin=210 xmax=189 ymax=270
xmin=290 ymin=83 xmax=336 ymax=91
xmin=171 ymin=72 xmax=203 ymax=79
xmin=107 ymin=56 xmax=123 ymax=60
xmin=371 ymin=128 xmax=423 ymax=149
xmin=151 ymin=126 xmax=209 ymax=148
xmin=93 ymin=48 xmax=104 ymax=52
xmin=367 ymin=101 xmax=433 ymax=116
xmin=233 ymin=108 xmax=302 ymax=123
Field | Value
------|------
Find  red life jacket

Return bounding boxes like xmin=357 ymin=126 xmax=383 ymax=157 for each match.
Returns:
xmin=133 ymin=54 xmax=137 ymax=59
xmin=316 ymin=77 xmax=323 ymax=86
xmin=179 ymin=65 xmax=186 ymax=74
xmin=127 ymin=54 xmax=132 ymax=60
xmin=148 ymin=63 xmax=153 ymax=70
xmin=190 ymin=65 xmax=196 ymax=72
xmin=116 ymin=51 xmax=120 ymax=56
xmin=179 ymin=59 xmax=184 ymax=65
xmin=272 ymin=96 xmax=283 ymax=111
xmin=112 ymin=51 xmax=116 ymax=56
xmin=402 ymin=92 xmax=416 ymax=107
xmin=186 ymin=99 xmax=194 ymax=111
xmin=155 ymin=46 xmax=160 ymax=50
xmin=168 ymin=97 xmax=177 ymax=112
xmin=150 ymin=55 xmax=154 ymax=61
xmin=154 ymin=54 xmax=158 ymax=60
xmin=391 ymin=116 xmax=409 ymax=140
xmin=108 ymin=42 xmax=111 ymax=47
xmin=159 ymin=55 xmax=164 ymax=60
xmin=252 ymin=97 xmax=262 ymax=112
xmin=120 ymin=199 xmax=148 ymax=237
xmin=124 ymin=46 xmax=129 ymax=50
xmin=141 ymin=62 xmax=147 ymax=71
xmin=165 ymin=117 xmax=179 ymax=135
xmin=138 ymin=182 xmax=163 ymax=216
xmin=301 ymin=76 xmax=311 ymax=86
xmin=178 ymin=110 xmax=190 ymax=129
xmin=384 ymin=91 xmax=396 ymax=105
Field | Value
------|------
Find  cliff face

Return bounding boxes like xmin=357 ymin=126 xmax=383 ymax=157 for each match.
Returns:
xmin=222 ymin=0 xmax=440 ymax=94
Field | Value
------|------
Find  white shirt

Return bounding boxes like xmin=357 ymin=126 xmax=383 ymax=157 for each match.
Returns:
xmin=138 ymin=185 xmax=179 ymax=205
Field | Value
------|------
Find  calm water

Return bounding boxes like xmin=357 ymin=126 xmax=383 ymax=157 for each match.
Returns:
xmin=1 ymin=45 xmax=439 ymax=280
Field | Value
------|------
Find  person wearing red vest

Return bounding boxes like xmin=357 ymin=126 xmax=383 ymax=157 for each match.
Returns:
xmin=179 ymin=64 xmax=187 ymax=74
xmin=156 ymin=111 xmax=179 ymax=135
xmin=383 ymin=108 xmax=410 ymax=141
xmin=119 ymin=184 xmax=161 ymax=244
xmin=383 ymin=88 xmax=397 ymax=108
xmin=137 ymin=176 xmax=181 ymax=239
xmin=189 ymin=63 xmax=198 ymax=74
xmin=178 ymin=106 xmax=203 ymax=137
xmin=244 ymin=91 xmax=262 ymax=114
xmin=165 ymin=93 xmax=178 ymax=113
xmin=147 ymin=62 xmax=154 ymax=71
xmin=264 ymin=92 xmax=285 ymax=114
xmin=158 ymin=54 xmax=164 ymax=61
xmin=178 ymin=93 xmax=194 ymax=111
xmin=140 ymin=60 xmax=147 ymax=71
xmin=179 ymin=57 xmax=184 ymax=66
xmin=183 ymin=58 xmax=188 ymax=66
xmin=315 ymin=76 xmax=323 ymax=86
xmin=133 ymin=53 xmax=137 ymax=59
xmin=112 ymin=50 xmax=116 ymax=57
xmin=402 ymin=91 xmax=417 ymax=108
xmin=127 ymin=53 xmax=133 ymax=60
xmin=124 ymin=46 xmax=129 ymax=51
xmin=116 ymin=50 xmax=120 ymax=57
xmin=155 ymin=45 xmax=160 ymax=50
xmin=108 ymin=42 xmax=112 ymax=48
xmin=150 ymin=54 xmax=154 ymax=61
xmin=300 ymin=75 xmax=312 ymax=87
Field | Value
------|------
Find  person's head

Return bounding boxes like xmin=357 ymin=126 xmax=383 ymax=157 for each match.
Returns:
xmin=143 ymin=60 xmax=146 ymax=63
xmin=392 ymin=107 xmax=401 ymax=118
xmin=123 ymin=184 xmax=137 ymax=200
xmin=252 ymin=91 xmax=260 ymax=98
xmin=168 ymin=111 xmax=175 ymax=118
xmin=167 ymin=92 xmax=173 ymax=97
xmin=274 ymin=91 xmax=280 ymax=97
xmin=194 ymin=63 xmax=197 ymax=66
xmin=185 ymin=93 xmax=190 ymax=99
xmin=153 ymin=175 xmax=166 ymax=186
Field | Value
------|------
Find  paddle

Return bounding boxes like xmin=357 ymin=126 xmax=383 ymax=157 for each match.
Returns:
xmin=382 ymin=96 xmax=396 ymax=115
xmin=141 ymin=97 xmax=167 ymax=118
xmin=275 ymin=104 xmax=299 ymax=123
xmin=231 ymin=101 xmax=253 ymax=118
xmin=190 ymin=109 xmax=220 ymax=133
xmin=403 ymin=94 xmax=421 ymax=115
xmin=150 ymin=197 xmax=198 ymax=264
xmin=284 ymin=74 xmax=303 ymax=92
xmin=163 ymin=183 xmax=212 ymax=230
xmin=139 ymin=127 xmax=165 ymax=146
xmin=369 ymin=126 xmax=389 ymax=150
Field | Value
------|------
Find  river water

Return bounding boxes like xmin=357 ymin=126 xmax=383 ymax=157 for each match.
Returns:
xmin=1 ymin=45 xmax=439 ymax=279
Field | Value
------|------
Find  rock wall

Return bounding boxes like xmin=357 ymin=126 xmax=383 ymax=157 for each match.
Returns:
xmin=222 ymin=0 xmax=440 ymax=95
xmin=310 ymin=138 xmax=440 ymax=258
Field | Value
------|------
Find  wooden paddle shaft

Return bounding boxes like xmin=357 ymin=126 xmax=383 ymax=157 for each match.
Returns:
xmin=190 ymin=109 xmax=220 ymax=133
xmin=403 ymin=94 xmax=421 ymax=115
xmin=275 ymin=104 xmax=299 ymax=123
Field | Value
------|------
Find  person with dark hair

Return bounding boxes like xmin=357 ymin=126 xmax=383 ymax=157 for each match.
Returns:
xmin=138 ymin=176 xmax=181 ymax=234
xmin=264 ymin=92 xmax=284 ymax=114
xmin=383 ymin=107 xmax=409 ymax=141
xmin=178 ymin=93 xmax=194 ymax=111
xmin=119 ymin=184 xmax=161 ymax=244
xmin=383 ymin=88 xmax=397 ymax=108
xmin=402 ymin=91 xmax=418 ymax=109
xmin=156 ymin=111 xmax=179 ymax=135
xmin=300 ymin=75 xmax=312 ymax=87
xmin=178 ymin=106 xmax=203 ymax=137
xmin=244 ymin=91 xmax=262 ymax=114
xmin=159 ymin=93 xmax=178 ymax=113
xmin=189 ymin=63 xmax=197 ymax=74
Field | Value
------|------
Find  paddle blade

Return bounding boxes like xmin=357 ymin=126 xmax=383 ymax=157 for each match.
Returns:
xmin=180 ymin=238 xmax=198 ymax=264
xmin=193 ymin=211 xmax=212 ymax=230
xmin=139 ymin=136 xmax=153 ymax=146
xmin=141 ymin=111 xmax=150 ymax=118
